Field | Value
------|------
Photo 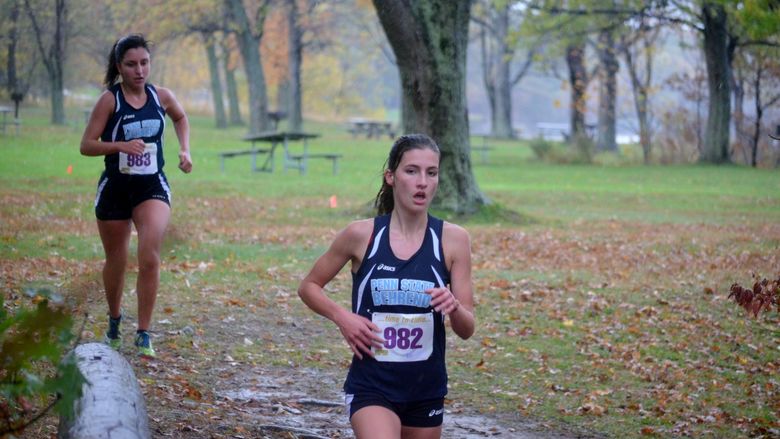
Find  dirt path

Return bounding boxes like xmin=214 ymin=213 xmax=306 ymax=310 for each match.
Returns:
xmin=143 ymin=361 xmax=582 ymax=439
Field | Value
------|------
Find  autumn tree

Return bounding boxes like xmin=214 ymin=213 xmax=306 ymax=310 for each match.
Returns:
xmin=225 ymin=0 xmax=272 ymax=134
xmin=733 ymin=46 xmax=780 ymax=167
xmin=620 ymin=15 xmax=662 ymax=164
xmin=203 ymin=33 xmax=228 ymax=128
xmin=521 ymin=2 xmax=600 ymax=145
xmin=23 ymin=0 xmax=71 ymax=125
xmin=281 ymin=0 xmax=301 ymax=131
xmin=699 ymin=1 xmax=731 ymax=164
xmin=221 ymin=36 xmax=244 ymax=126
xmin=150 ymin=0 xmax=232 ymax=129
xmin=2 ymin=0 xmax=38 ymax=117
xmin=529 ymin=0 xmax=662 ymax=152
xmin=372 ymin=0 xmax=488 ymax=214
xmin=664 ymin=0 xmax=779 ymax=164
xmin=472 ymin=0 xmax=539 ymax=139
xmin=730 ymin=2 xmax=780 ymax=166
xmin=274 ymin=0 xmax=343 ymax=131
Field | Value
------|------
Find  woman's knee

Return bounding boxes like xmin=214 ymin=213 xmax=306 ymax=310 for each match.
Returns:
xmin=137 ymin=251 xmax=161 ymax=273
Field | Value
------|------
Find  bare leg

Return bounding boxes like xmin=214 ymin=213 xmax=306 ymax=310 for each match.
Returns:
xmin=402 ymin=425 xmax=442 ymax=439
xmin=132 ymin=199 xmax=170 ymax=331
xmin=351 ymin=406 xmax=402 ymax=439
xmin=97 ymin=220 xmax=132 ymax=319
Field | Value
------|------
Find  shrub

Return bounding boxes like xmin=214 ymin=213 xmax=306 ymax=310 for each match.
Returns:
xmin=570 ymin=132 xmax=594 ymax=164
xmin=529 ymin=137 xmax=554 ymax=160
xmin=0 ymin=288 xmax=85 ymax=437
xmin=529 ymin=136 xmax=594 ymax=165
xmin=728 ymin=276 xmax=780 ymax=318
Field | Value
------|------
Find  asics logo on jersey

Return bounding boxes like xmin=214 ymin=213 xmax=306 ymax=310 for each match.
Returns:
xmin=122 ymin=114 xmax=135 ymax=120
xmin=377 ymin=264 xmax=396 ymax=272
xmin=428 ymin=408 xmax=443 ymax=417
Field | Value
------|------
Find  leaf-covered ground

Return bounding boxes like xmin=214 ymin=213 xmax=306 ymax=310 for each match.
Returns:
xmin=4 ymin=187 xmax=779 ymax=438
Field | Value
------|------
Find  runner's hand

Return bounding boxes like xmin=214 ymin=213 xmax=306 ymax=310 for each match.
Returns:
xmin=336 ymin=312 xmax=384 ymax=360
xmin=178 ymin=150 xmax=192 ymax=173
xmin=427 ymin=286 xmax=460 ymax=316
xmin=120 ymin=139 xmax=146 ymax=155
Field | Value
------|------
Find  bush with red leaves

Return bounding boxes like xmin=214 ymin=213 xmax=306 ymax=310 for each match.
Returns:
xmin=728 ymin=276 xmax=780 ymax=318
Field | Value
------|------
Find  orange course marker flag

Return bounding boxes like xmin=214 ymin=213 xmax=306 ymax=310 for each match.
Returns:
xmin=67 ymin=165 xmax=73 ymax=174
xmin=329 ymin=195 xmax=338 ymax=209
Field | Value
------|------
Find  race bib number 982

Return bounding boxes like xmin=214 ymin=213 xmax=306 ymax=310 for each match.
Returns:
xmin=372 ymin=312 xmax=433 ymax=363
xmin=119 ymin=142 xmax=158 ymax=175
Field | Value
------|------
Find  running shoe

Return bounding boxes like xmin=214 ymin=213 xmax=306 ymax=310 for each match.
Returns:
xmin=134 ymin=330 xmax=156 ymax=358
xmin=103 ymin=315 xmax=121 ymax=349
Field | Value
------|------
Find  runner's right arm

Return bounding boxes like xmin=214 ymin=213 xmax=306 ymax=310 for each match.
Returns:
xmin=298 ymin=220 xmax=384 ymax=359
xmin=80 ymin=91 xmax=145 ymax=157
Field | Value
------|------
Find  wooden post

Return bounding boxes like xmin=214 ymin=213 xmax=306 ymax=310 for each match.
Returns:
xmin=58 ymin=343 xmax=150 ymax=439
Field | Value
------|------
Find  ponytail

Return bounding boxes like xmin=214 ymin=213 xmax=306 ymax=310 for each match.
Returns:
xmin=103 ymin=44 xmax=120 ymax=88
xmin=374 ymin=169 xmax=394 ymax=216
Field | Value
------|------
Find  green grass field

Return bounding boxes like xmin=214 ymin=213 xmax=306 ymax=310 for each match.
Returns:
xmin=2 ymin=106 xmax=779 ymax=438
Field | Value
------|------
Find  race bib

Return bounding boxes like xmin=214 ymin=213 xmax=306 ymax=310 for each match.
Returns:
xmin=119 ymin=142 xmax=158 ymax=175
xmin=372 ymin=312 xmax=433 ymax=362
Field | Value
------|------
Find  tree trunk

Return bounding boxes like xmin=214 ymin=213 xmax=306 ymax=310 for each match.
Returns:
xmin=479 ymin=4 xmax=513 ymax=139
xmin=750 ymin=65 xmax=763 ymax=168
xmin=221 ymin=41 xmax=244 ymax=126
xmin=373 ymin=0 xmax=487 ymax=214
xmin=701 ymin=2 xmax=731 ymax=164
xmin=204 ymin=33 xmax=227 ymax=129
xmin=287 ymin=0 xmax=303 ymax=131
xmin=6 ymin=0 xmax=20 ymax=96
xmin=25 ymin=0 xmax=68 ymax=125
xmin=225 ymin=0 xmax=270 ymax=134
xmin=596 ymin=28 xmax=618 ymax=152
xmin=566 ymin=42 xmax=587 ymax=140
xmin=732 ymin=59 xmax=749 ymax=164
xmin=277 ymin=78 xmax=289 ymax=114
xmin=57 ymin=343 xmax=150 ymax=439
xmin=51 ymin=68 xmax=65 ymax=125
xmin=621 ymin=35 xmax=653 ymax=164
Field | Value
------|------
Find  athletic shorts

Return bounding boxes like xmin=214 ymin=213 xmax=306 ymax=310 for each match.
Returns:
xmin=345 ymin=392 xmax=444 ymax=428
xmin=94 ymin=172 xmax=171 ymax=220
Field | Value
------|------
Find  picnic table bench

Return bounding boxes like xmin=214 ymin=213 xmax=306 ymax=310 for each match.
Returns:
xmin=219 ymin=131 xmax=342 ymax=175
xmin=470 ymin=135 xmax=494 ymax=164
xmin=0 ymin=106 xmax=19 ymax=135
xmin=347 ymin=118 xmax=395 ymax=139
xmin=536 ymin=122 xmax=597 ymax=141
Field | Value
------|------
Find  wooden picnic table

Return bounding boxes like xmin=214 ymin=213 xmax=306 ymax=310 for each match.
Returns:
xmin=347 ymin=118 xmax=395 ymax=139
xmin=219 ymin=131 xmax=342 ymax=175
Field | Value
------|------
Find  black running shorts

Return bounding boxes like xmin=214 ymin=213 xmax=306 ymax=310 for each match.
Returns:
xmin=94 ymin=172 xmax=171 ymax=220
xmin=346 ymin=392 xmax=444 ymax=428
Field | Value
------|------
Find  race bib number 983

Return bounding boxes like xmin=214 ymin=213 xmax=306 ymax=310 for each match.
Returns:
xmin=372 ymin=312 xmax=433 ymax=362
xmin=119 ymin=142 xmax=158 ymax=175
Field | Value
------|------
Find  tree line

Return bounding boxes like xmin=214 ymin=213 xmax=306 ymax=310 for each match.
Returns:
xmin=474 ymin=0 xmax=780 ymax=167
xmin=1 ymin=0 xmax=779 ymax=214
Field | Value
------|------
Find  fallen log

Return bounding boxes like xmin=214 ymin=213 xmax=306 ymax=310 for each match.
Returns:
xmin=58 ymin=343 xmax=150 ymax=439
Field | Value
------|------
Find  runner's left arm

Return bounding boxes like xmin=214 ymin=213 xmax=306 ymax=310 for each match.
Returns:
xmin=159 ymin=87 xmax=192 ymax=173
xmin=432 ymin=223 xmax=475 ymax=340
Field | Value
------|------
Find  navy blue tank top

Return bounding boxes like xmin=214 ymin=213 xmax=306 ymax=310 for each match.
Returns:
xmin=344 ymin=214 xmax=450 ymax=402
xmin=101 ymin=83 xmax=166 ymax=176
